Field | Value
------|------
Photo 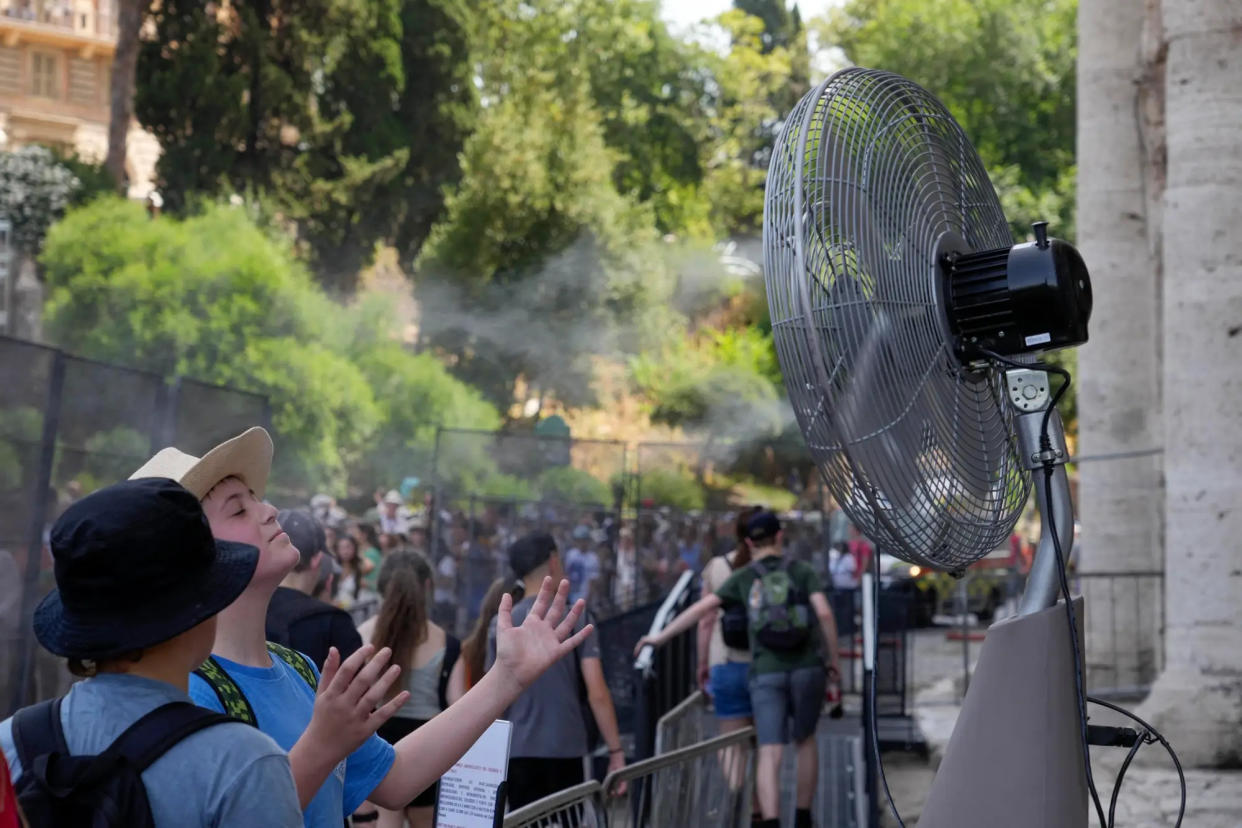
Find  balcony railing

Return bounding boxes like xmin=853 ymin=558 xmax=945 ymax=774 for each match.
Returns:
xmin=0 ymin=2 xmax=117 ymax=39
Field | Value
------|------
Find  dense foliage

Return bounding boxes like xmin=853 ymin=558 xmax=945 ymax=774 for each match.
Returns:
xmin=39 ymin=199 xmax=499 ymax=493
xmin=25 ymin=0 xmax=1079 ymax=495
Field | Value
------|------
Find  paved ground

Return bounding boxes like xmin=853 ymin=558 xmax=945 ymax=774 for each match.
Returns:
xmin=892 ymin=626 xmax=1242 ymax=827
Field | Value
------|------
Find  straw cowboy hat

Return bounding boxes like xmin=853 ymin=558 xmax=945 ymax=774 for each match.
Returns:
xmin=129 ymin=427 xmax=274 ymax=500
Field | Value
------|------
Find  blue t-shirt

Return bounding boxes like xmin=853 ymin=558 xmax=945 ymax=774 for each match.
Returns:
xmin=1 ymin=673 xmax=301 ymax=827
xmin=189 ymin=650 xmax=396 ymax=828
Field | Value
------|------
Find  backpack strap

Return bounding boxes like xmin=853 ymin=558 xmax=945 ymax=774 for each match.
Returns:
xmin=12 ymin=698 xmax=68 ymax=778
xmin=438 ymin=635 xmax=461 ymax=711
xmin=194 ymin=656 xmax=257 ymax=726
xmin=266 ymin=642 xmax=318 ymax=692
xmin=194 ymin=644 xmax=316 ymax=729
xmin=102 ymin=702 xmax=234 ymax=772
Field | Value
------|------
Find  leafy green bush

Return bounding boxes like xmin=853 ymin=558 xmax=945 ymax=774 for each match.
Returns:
xmin=636 ymin=467 xmax=706 ymax=511
xmin=537 ymin=466 xmax=612 ymax=506
xmin=0 ymin=440 xmax=22 ymax=491
xmin=40 ymin=198 xmax=499 ymax=493
xmin=631 ymin=325 xmax=786 ymax=434
xmin=477 ymin=473 xmax=537 ymax=501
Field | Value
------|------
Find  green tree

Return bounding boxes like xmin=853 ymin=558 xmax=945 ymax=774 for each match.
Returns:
xmin=418 ymin=0 xmax=675 ymax=410
xmin=40 ymin=197 xmax=505 ymax=494
xmin=630 ymin=325 xmax=786 ymax=435
xmin=697 ymin=11 xmax=798 ymax=236
xmin=135 ymin=0 xmax=475 ymax=290
xmin=40 ymin=198 xmax=378 ymax=489
xmin=819 ymin=0 xmax=1078 ymax=238
xmin=580 ymin=0 xmax=717 ymax=238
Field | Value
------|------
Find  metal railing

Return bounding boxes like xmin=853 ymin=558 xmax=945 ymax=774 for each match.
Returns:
xmin=504 ymin=729 xmax=756 ymax=828
xmin=653 ymin=689 xmax=711 ymax=755
xmin=0 ymin=1 xmax=118 ymax=37
xmin=631 ymin=570 xmax=698 ymax=758
xmin=601 ymin=727 xmax=756 ymax=828
xmin=1075 ymin=570 xmax=1165 ymax=697
xmin=503 ymin=781 xmax=604 ymax=828
xmin=949 ymin=569 xmax=1166 ymax=700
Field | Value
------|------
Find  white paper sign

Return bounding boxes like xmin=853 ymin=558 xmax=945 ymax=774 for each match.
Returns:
xmin=434 ymin=720 xmax=513 ymax=828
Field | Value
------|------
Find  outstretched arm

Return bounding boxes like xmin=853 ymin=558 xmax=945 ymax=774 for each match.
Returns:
xmin=633 ymin=593 xmax=723 ymax=656
xmin=581 ymin=657 xmax=627 ymax=788
xmin=696 ymin=578 xmax=717 ymax=690
xmin=810 ymin=592 xmax=842 ymax=673
xmin=368 ymin=577 xmax=591 ymax=809
xmin=288 ymin=645 xmax=407 ymax=809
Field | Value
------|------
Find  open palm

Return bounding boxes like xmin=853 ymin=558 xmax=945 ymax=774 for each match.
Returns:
xmin=494 ymin=577 xmax=594 ymax=691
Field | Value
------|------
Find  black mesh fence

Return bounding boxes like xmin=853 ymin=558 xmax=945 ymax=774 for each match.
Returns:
xmin=432 ymin=427 xmax=627 ymax=509
xmin=0 ymin=336 xmax=270 ymax=718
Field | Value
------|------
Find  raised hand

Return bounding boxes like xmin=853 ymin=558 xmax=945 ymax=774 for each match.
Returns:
xmin=492 ymin=577 xmax=593 ymax=697
xmin=305 ymin=644 xmax=408 ymax=759
xmin=633 ymin=634 xmax=657 ymax=658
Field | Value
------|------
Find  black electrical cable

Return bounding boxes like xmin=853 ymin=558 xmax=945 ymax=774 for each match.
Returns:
xmin=869 ymin=548 xmax=907 ymax=828
xmin=1040 ymin=368 xmax=1112 ymax=828
xmin=976 ymin=349 xmax=1109 ymax=827
xmin=1108 ymin=727 xmax=1145 ymax=827
xmin=1089 ymin=696 xmax=1187 ymax=828
xmin=864 ymin=349 xmax=1188 ymax=828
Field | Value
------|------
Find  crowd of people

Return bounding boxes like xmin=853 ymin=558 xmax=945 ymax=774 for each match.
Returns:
xmin=0 ymin=425 xmax=863 ymax=828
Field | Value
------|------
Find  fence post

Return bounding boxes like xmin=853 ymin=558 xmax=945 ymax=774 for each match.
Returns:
xmin=10 ymin=349 xmax=66 ymax=713
xmin=861 ymin=571 xmax=880 ymax=828
xmin=958 ymin=576 xmax=971 ymax=697
xmin=152 ymin=375 xmax=181 ymax=454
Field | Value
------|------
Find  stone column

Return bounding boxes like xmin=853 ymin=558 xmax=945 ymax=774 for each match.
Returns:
xmin=1139 ymin=0 xmax=1242 ymax=767
xmin=1075 ymin=0 xmax=1163 ymax=692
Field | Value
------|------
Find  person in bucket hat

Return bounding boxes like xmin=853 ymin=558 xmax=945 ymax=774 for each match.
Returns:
xmin=0 ymin=477 xmax=302 ymax=827
xmin=131 ymin=428 xmax=594 ymax=828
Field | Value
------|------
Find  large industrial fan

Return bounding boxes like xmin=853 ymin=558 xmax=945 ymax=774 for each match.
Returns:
xmin=763 ymin=67 xmax=1103 ymax=828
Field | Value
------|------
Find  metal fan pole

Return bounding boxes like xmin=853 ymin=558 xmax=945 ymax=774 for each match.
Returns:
xmin=1013 ymin=390 xmax=1076 ymax=615
xmin=919 ymin=369 xmax=1088 ymax=828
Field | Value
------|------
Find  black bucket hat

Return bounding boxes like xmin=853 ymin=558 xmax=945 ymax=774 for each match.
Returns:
xmin=33 ymin=477 xmax=259 ymax=660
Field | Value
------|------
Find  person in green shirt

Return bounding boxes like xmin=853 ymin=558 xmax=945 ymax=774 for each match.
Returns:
xmin=635 ymin=511 xmax=841 ymax=828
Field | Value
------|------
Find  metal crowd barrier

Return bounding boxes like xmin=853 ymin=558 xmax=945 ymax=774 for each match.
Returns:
xmin=653 ymin=689 xmax=711 ymax=755
xmin=503 ymin=729 xmax=755 ymax=828
xmin=503 ymin=781 xmax=604 ymax=828
xmin=601 ymin=727 xmax=756 ymax=828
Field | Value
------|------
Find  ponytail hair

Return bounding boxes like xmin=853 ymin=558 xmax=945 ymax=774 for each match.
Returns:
xmin=733 ymin=505 xmax=763 ymax=568
xmin=370 ymin=550 xmax=433 ymax=698
xmin=461 ymin=578 xmax=520 ymax=689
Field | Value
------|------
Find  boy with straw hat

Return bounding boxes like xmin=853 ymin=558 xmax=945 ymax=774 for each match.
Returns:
xmin=0 ymin=477 xmax=302 ymax=826
xmin=130 ymin=428 xmax=591 ymax=827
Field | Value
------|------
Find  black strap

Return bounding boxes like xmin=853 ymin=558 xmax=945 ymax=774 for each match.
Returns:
xmin=12 ymin=698 xmax=68 ymax=776
xmin=13 ymin=699 xmax=232 ymax=778
xmin=102 ymin=702 xmax=234 ymax=771
xmin=438 ymin=635 xmax=461 ymax=711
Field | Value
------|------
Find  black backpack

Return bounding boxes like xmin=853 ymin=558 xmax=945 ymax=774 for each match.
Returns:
xmin=720 ymin=554 xmax=751 ymax=650
xmin=12 ymin=697 xmax=233 ymax=828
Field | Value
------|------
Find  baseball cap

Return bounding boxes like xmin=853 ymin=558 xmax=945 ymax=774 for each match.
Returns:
xmin=276 ymin=508 xmax=325 ymax=571
xmin=746 ymin=510 xmax=782 ymax=542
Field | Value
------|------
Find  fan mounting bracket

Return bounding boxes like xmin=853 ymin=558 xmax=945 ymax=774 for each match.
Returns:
xmin=1005 ymin=368 xmax=1052 ymax=412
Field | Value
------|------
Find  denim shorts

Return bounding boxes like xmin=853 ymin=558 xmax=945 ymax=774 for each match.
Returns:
xmin=708 ymin=662 xmax=753 ymax=719
xmin=749 ymin=665 xmax=827 ymax=745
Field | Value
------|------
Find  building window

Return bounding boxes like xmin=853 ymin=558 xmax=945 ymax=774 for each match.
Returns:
xmin=31 ymin=52 xmax=61 ymax=99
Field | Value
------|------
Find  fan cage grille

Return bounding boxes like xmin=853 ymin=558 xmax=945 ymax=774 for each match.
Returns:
xmin=763 ymin=68 xmax=1030 ymax=572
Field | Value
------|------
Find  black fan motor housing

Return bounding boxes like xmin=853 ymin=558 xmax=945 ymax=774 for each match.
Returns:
xmin=942 ymin=221 xmax=1092 ymax=361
